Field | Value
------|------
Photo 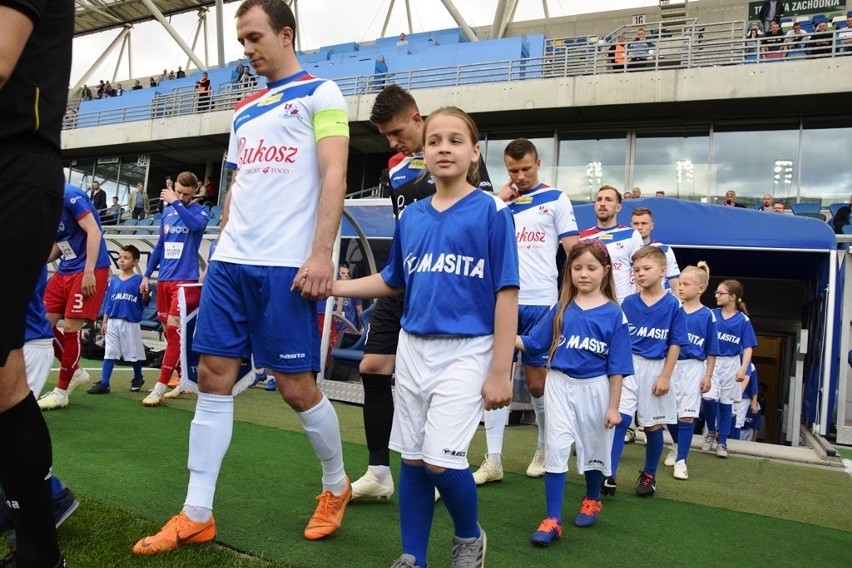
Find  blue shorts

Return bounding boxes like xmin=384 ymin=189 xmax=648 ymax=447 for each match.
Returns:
xmin=518 ymin=304 xmax=549 ymax=367
xmin=193 ymin=262 xmax=320 ymax=373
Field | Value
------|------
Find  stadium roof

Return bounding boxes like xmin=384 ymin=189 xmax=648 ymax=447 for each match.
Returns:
xmin=74 ymin=0 xmax=231 ymax=37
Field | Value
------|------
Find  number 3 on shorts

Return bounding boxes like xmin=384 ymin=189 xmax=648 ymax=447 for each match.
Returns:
xmin=73 ymin=293 xmax=84 ymax=310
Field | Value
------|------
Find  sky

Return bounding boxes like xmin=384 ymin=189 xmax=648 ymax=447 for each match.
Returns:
xmin=70 ymin=0 xmax=667 ymax=85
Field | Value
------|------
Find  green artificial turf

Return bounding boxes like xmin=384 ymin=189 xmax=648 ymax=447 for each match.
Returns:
xmin=22 ymin=364 xmax=850 ymax=567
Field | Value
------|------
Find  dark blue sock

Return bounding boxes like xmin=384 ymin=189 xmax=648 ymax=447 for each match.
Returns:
xmin=610 ymin=412 xmax=633 ymax=477
xmin=100 ymin=359 xmax=116 ymax=385
xmin=584 ymin=470 xmax=603 ymax=502
xmin=426 ymin=467 xmax=480 ymax=539
xmin=399 ymin=462 xmax=435 ymax=568
xmin=644 ymin=428 xmax=664 ymax=476
xmin=49 ymin=476 xmax=62 ymax=499
xmin=131 ymin=360 xmax=144 ymax=381
xmin=543 ymin=472 xmax=565 ymax=521
xmin=667 ymin=423 xmax=679 ymax=445
xmin=702 ymin=399 xmax=718 ymax=433
xmin=676 ymin=420 xmax=694 ymax=461
xmin=718 ymin=403 xmax=733 ymax=445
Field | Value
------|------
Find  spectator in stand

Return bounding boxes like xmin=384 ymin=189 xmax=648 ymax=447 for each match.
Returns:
xmin=159 ymin=69 xmax=168 ymax=83
xmin=129 ymin=182 xmax=148 ymax=220
xmin=758 ymin=0 xmax=784 ymax=34
xmin=838 ymin=13 xmax=852 ymax=53
xmin=80 ymin=84 xmax=92 ymax=101
xmin=396 ymin=32 xmax=408 ymax=47
xmin=102 ymin=196 xmax=121 ymax=225
xmin=96 ymin=80 xmax=105 ymax=99
xmin=628 ymin=28 xmax=655 ymax=69
xmin=756 ymin=193 xmax=773 ymax=211
xmin=168 ymin=70 xmax=176 ymax=80
xmin=114 ymin=83 xmax=124 ymax=96
xmin=149 ymin=77 xmax=158 ymax=88
xmin=89 ymin=180 xmax=106 ymax=212
xmin=623 ymin=189 xmax=636 ymax=199
xmin=761 ymin=20 xmax=787 ymax=60
xmin=157 ymin=177 xmax=173 ymax=214
xmin=632 ymin=186 xmax=642 ymax=198
xmin=132 ymin=80 xmax=143 ymax=91
xmin=772 ymin=200 xmax=785 ymax=213
xmin=104 ymin=80 xmax=115 ymax=97
xmin=204 ymin=176 xmax=216 ymax=204
xmin=655 ymin=190 xmax=666 ymax=197
xmin=809 ymin=20 xmax=834 ymax=56
xmin=785 ymin=21 xmax=809 ymax=48
xmin=722 ymin=189 xmax=745 ymax=208
xmin=196 ymin=71 xmax=212 ymax=112
xmin=609 ymin=34 xmax=627 ymax=71
xmin=62 ymin=107 xmax=77 ymax=129
xmin=176 ymin=66 xmax=186 ymax=79
xmin=745 ymin=25 xmax=762 ymax=60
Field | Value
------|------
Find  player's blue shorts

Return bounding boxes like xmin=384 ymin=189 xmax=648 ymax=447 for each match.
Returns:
xmin=518 ymin=304 xmax=549 ymax=367
xmin=193 ymin=261 xmax=320 ymax=374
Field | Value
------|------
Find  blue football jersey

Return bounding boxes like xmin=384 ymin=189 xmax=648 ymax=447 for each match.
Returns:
xmin=24 ymin=268 xmax=52 ymax=342
xmin=381 ymin=190 xmax=519 ymax=336
xmin=145 ymin=201 xmax=209 ymax=281
xmin=521 ymin=300 xmax=634 ymax=379
xmin=102 ymin=274 xmax=146 ymax=323
xmin=679 ymin=305 xmax=721 ymax=361
xmin=622 ymin=292 xmax=689 ymax=359
xmin=55 ymin=184 xmax=111 ymax=275
xmin=712 ymin=309 xmax=758 ymax=357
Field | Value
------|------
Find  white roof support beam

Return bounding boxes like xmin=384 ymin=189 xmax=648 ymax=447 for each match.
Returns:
xmin=71 ymin=25 xmax=131 ymax=91
xmin=186 ymin=8 xmax=209 ymax=72
xmin=381 ymin=0 xmax=397 ymax=37
xmin=139 ymin=0 xmax=206 ymax=71
xmin=112 ymin=31 xmax=130 ymax=83
xmin=215 ymin=0 xmax=225 ymax=68
xmin=499 ymin=0 xmax=519 ymax=39
xmin=439 ymin=0 xmax=478 ymax=42
xmin=404 ymin=0 xmax=413 ymax=34
xmin=490 ymin=0 xmax=508 ymax=39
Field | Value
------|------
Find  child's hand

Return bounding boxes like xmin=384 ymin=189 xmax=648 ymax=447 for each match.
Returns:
xmin=481 ymin=373 xmax=512 ymax=411
xmin=701 ymin=377 xmax=711 ymax=394
xmin=604 ymin=408 xmax=621 ymax=429
xmin=735 ymin=371 xmax=748 ymax=382
xmin=750 ymin=400 xmax=760 ymax=414
xmin=652 ymin=376 xmax=670 ymax=396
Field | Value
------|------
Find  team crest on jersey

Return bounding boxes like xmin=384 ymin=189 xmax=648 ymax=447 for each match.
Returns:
xmin=538 ymin=205 xmax=550 ymax=215
xmin=279 ymin=102 xmax=300 ymax=118
xmin=257 ymin=93 xmax=283 ymax=107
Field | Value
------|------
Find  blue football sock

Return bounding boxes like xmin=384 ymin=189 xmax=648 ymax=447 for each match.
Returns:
xmin=100 ymin=359 xmax=115 ymax=385
xmin=718 ymin=403 xmax=733 ymax=445
xmin=702 ymin=399 xmax=718 ymax=433
xmin=399 ymin=462 xmax=435 ymax=568
xmin=676 ymin=420 xmax=694 ymax=461
xmin=131 ymin=360 xmax=144 ymax=381
xmin=667 ymin=423 xmax=679 ymax=446
xmin=426 ymin=467 xmax=480 ymax=539
xmin=584 ymin=470 xmax=603 ymax=502
xmin=644 ymin=428 xmax=664 ymax=476
xmin=543 ymin=472 xmax=565 ymax=521
xmin=610 ymin=412 xmax=633 ymax=477
xmin=49 ymin=476 xmax=62 ymax=499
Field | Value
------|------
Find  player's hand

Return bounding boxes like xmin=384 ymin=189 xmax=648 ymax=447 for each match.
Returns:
xmin=481 ymin=373 xmax=512 ymax=411
xmin=735 ymin=371 xmax=748 ymax=383
xmin=497 ymin=182 xmax=518 ymax=203
xmin=604 ymin=408 xmax=622 ymax=429
xmin=101 ymin=322 xmax=107 ymax=336
xmin=750 ymin=400 xmax=760 ymax=414
xmin=652 ymin=376 xmax=670 ymax=396
xmin=140 ymin=276 xmax=150 ymax=295
xmin=701 ymin=377 xmax=711 ymax=394
xmin=81 ymin=270 xmax=96 ymax=298
xmin=292 ymin=253 xmax=334 ymax=300
xmin=161 ymin=188 xmax=178 ymax=204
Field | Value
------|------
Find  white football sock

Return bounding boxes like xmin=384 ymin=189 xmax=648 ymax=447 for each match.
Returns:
xmin=184 ymin=392 xmax=234 ymax=512
xmin=483 ymin=406 xmax=509 ymax=457
xmin=300 ymin=395 xmax=347 ymax=495
xmin=532 ymin=395 xmax=546 ymax=449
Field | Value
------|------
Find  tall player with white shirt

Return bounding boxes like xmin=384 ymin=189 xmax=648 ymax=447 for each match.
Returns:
xmin=579 ymin=186 xmax=644 ymax=303
xmin=474 ymin=138 xmax=578 ymax=485
xmin=134 ymin=0 xmax=351 ymax=554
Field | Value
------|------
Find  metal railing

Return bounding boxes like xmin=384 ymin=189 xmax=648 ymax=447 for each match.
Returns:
xmin=63 ymin=22 xmax=852 ymax=130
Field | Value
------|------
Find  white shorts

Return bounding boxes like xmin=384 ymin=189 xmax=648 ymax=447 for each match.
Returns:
xmin=619 ymin=355 xmax=677 ymax=427
xmin=704 ymin=355 xmax=741 ymax=405
xmin=104 ymin=319 xmax=146 ymax=362
xmin=672 ymin=359 xmax=704 ymax=418
xmin=24 ymin=338 xmax=54 ymax=397
xmin=389 ymin=331 xmax=492 ymax=469
xmin=544 ymin=371 xmax=614 ymax=476
xmin=734 ymin=398 xmax=750 ymax=429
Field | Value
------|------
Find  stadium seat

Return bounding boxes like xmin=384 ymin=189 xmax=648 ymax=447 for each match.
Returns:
xmin=117 ymin=218 xmax=138 ymax=234
xmin=797 ymin=211 xmax=826 ymax=221
xmin=829 ymin=202 xmax=849 ymax=218
xmin=152 ymin=212 xmax=162 ymax=222
xmin=325 ymin=303 xmax=375 ymax=382
xmin=812 ymin=14 xmax=829 ymax=25
xmin=135 ymin=217 xmax=156 ymax=235
xmin=791 ymin=202 xmax=822 ymax=215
